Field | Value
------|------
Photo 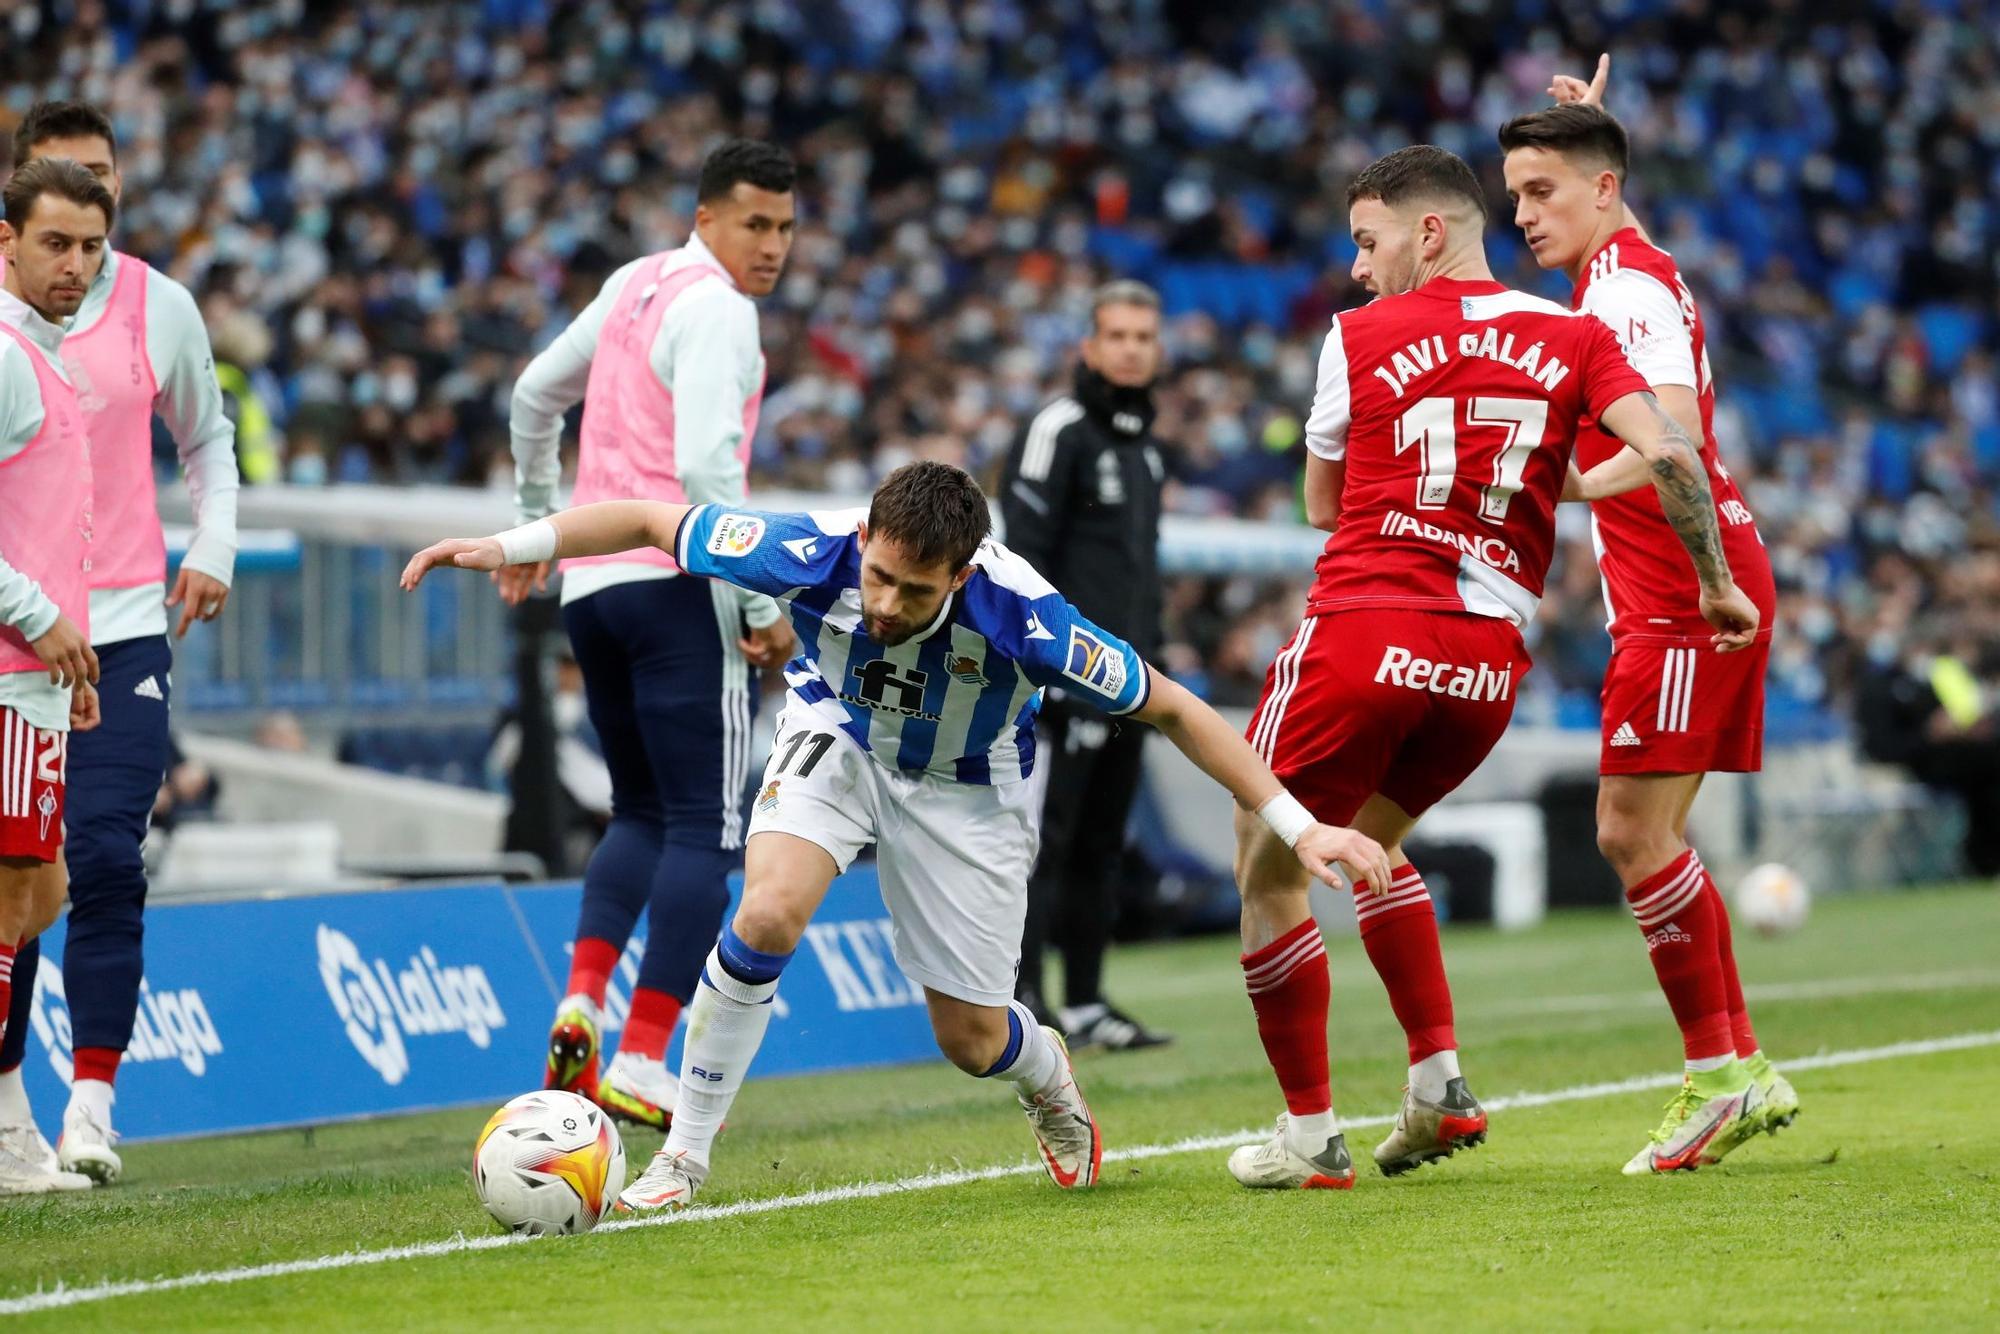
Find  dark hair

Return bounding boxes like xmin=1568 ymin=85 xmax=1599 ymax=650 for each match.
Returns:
xmin=868 ymin=461 xmax=991 ymax=570
xmin=12 ymin=100 xmax=117 ymax=170
xmin=696 ymin=139 xmax=797 ymax=203
xmin=3 ymin=157 xmax=116 ymax=231
xmin=1345 ymin=145 xmax=1487 ymax=221
xmin=1497 ymin=104 xmax=1629 ymax=182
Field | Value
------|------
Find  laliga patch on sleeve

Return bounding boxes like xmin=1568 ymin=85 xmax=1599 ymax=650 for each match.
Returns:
xmin=1063 ymin=625 xmax=1127 ymax=697
xmin=706 ymin=513 xmax=767 ymax=558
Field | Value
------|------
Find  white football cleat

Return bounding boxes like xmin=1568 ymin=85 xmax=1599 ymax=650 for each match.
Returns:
xmin=1373 ymin=1077 xmax=1489 ymax=1177
xmin=1227 ymin=1114 xmax=1356 ymax=1190
xmin=613 ymin=1148 xmax=705 ymax=1215
xmin=1018 ymin=1027 xmax=1101 ymax=1188
xmin=0 ymin=1118 xmax=60 ymax=1174
xmin=57 ymin=1101 xmax=123 ymax=1186
xmin=0 ymin=1141 xmax=91 ymax=1195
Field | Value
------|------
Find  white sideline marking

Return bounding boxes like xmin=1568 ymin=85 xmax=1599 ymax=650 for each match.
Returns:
xmin=1491 ymin=968 xmax=2000 ymax=1018
xmin=5 ymin=1029 xmax=1998 ymax=1317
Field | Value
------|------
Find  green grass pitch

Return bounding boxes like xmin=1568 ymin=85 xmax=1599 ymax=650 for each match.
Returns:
xmin=4 ymin=885 xmax=1998 ymax=1330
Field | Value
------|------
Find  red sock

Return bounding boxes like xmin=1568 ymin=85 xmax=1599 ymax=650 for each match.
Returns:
xmin=1353 ymin=866 xmax=1456 ymax=1064
xmin=72 ymin=1046 xmax=122 ymax=1085
xmin=0 ymin=940 xmax=13 ymax=1049
xmin=565 ymin=936 xmax=622 ymax=1006
xmin=1625 ymin=850 xmax=1733 ymax=1063
xmin=1241 ymin=918 xmax=1332 ymax=1115
xmin=1700 ymin=865 xmax=1759 ymax=1057
xmin=620 ymin=986 xmax=683 ymax=1061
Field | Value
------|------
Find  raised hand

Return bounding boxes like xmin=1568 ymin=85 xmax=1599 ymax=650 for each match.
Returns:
xmin=1549 ymin=52 xmax=1610 ymax=107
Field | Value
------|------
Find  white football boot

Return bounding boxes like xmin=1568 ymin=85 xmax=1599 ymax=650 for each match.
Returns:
xmin=57 ymin=1099 xmax=123 ymax=1185
xmin=1227 ymin=1114 xmax=1356 ymax=1190
xmin=0 ymin=1138 xmax=91 ymax=1195
xmin=613 ymin=1148 xmax=705 ymax=1215
xmin=1018 ymin=1027 xmax=1101 ymax=1188
xmin=1373 ymin=1077 xmax=1489 ymax=1177
xmin=0 ymin=1118 xmax=60 ymax=1174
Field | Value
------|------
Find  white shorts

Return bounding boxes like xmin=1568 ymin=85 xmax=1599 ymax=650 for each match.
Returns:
xmin=747 ymin=703 xmax=1039 ymax=1007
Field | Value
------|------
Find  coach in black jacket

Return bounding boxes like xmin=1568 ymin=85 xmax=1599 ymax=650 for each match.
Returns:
xmin=1000 ymin=280 xmax=1171 ymax=1050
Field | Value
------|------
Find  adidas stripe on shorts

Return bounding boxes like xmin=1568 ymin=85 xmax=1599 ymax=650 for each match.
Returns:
xmin=1597 ymin=636 xmax=1769 ymax=776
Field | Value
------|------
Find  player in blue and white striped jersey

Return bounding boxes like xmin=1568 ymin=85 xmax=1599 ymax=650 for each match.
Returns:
xmin=674 ymin=499 xmax=1146 ymax=786
xmin=402 ymin=462 xmax=1392 ymax=1208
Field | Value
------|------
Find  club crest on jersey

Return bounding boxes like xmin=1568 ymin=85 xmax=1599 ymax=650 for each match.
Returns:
xmin=757 ymin=780 xmax=782 ymax=813
xmin=946 ymin=654 xmax=989 ymax=687
xmin=706 ymin=513 xmax=767 ymax=558
xmin=1063 ymin=627 xmax=1127 ymax=697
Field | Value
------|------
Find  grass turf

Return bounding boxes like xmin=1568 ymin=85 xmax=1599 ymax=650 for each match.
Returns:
xmin=4 ymin=885 xmax=1998 ymax=1330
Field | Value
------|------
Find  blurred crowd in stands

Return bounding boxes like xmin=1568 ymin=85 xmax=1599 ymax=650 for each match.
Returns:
xmin=5 ymin=0 xmax=1997 ymax=730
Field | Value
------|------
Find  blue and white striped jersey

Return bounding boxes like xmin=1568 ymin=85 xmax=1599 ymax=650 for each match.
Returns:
xmin=676 ymin=505 xmax=1151 ymax=784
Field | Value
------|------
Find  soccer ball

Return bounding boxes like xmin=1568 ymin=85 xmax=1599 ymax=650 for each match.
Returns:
xmin=473 ymin=1090 xmax=626 ymax=1235
xmin=1734 ymin=862 xmax=1811 ymax=937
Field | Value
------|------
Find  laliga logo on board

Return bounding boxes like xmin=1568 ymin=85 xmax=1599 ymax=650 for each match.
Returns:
xmin=316 ymin=925 xmax=508 ymax=1086
xmin=29 ymin=964 xmax=224 ymax=1082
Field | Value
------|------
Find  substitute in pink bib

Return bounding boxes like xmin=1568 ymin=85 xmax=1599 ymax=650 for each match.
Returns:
xmin=562 ymin=255 xmax=762 ymax=575
xmin=60 ymin=252 xmax=160 ymax=593
xmin=0 ymin=321 xmax=92 ymax=673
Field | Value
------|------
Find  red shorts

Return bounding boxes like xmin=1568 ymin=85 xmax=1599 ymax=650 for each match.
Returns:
xmin=1599 ymin=637 xmax=1768 ymax=775
xmin=0 ymin=707 xmax=66 ymax=862
xmin=1248 ymin=609 xmax=1529 ymax=825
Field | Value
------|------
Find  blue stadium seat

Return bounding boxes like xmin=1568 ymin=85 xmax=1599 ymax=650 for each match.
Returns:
xmin=1915 ymin=304 xmax=1984 ymax=376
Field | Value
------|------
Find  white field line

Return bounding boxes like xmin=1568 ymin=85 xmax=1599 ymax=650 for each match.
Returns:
xmin=1488 ymin=968 xmax=2000 ymax=1018
xmin=5 ymin=1028 xmax=1998 ymax=1318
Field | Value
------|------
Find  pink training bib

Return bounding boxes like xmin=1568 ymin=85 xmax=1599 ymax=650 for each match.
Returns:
xmin=563 ymin=250 xmax=762 ymax=574
xmin=0 ymin=321 xmax=92 ymax=673
xmin=62 ymin=253 xmax=162 ymax=591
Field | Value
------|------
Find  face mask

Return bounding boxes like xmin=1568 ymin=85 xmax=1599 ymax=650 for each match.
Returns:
xmin=288 ymin=452 xmax=329 ymax=486
xmin=553 ymin=690 xmax=587 ymax=732
xmin=385 ymin=372 xmax=418 ymax=413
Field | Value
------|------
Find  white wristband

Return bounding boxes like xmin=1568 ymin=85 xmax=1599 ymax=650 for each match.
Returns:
xmin=1256 ymin=791 xmax=1315 ymax=849
xmin=496 ymin=519 xmax=558 ymax=565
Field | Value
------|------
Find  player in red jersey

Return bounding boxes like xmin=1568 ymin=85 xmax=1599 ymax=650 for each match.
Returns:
xmin=1501 ymin=60 xmax=1802 ymax=1174
xmin=1226 ymin=145 xmax=1759 ymax=1190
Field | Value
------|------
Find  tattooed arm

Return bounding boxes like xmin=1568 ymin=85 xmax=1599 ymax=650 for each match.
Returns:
xmin=1596 ymin=391 xmax=1760 ymax=651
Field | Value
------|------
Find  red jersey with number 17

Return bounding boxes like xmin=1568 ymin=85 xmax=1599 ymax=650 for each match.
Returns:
xmin=1303 ymin=276 xmax=1651 ymax=629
